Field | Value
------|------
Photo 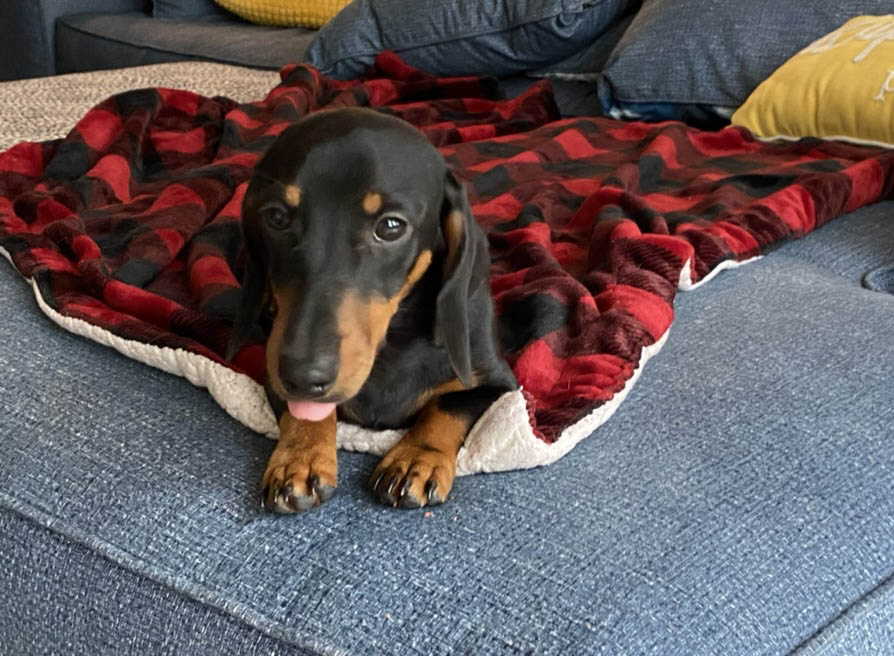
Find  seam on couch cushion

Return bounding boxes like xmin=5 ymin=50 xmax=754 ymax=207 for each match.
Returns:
xmin=57 ymin=19 xmax=271 ymax=70
xmin=789 ymin=570 xmax=894 ymax=655
xmin=0 ymin=505 xmax=319 ymax=655
xmin=57 ymin=14 xmax=309 ymax=71
xmin=0 ymin=492 xmax=350 ymax=655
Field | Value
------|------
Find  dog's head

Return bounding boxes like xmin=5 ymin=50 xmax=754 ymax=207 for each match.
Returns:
xmin=228 ymin=108 xmax=487 ymax=420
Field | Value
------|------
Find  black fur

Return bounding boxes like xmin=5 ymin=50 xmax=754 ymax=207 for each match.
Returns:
xmin=229 ymin=107 xmax=517 ymax=431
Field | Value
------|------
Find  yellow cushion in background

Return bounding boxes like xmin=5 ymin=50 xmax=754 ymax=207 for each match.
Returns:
xmin=732 ymin=15 xmax=894 ymax=148
xmin=214 ymin=0 xmax=351 ymax=28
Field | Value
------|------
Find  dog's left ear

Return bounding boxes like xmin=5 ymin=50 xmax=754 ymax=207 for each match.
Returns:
xmin=435 ymin=170 xmax=488 ymax=388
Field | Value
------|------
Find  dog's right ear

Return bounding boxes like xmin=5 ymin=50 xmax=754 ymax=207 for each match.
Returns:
xmin=226 ymin=188 xmax=267 ymax=361
xmin=226 ymin=254 xmax=266 ymax=361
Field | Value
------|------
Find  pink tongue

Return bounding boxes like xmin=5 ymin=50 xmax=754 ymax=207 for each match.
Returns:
xmin=287 ymin=401 xmax=336 ymax=422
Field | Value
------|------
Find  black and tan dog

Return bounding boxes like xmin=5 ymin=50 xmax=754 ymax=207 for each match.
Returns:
xmin=228 ymin=108 xmax=517 ymax=512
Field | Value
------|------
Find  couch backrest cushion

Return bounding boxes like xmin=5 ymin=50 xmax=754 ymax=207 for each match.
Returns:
xmin=304 ymin=0 xmax=635 ymax=79
xmin=593 ymin=0 xmax=894 ymax=123
xmin=153 ymin=0 xmax=230 ymax=18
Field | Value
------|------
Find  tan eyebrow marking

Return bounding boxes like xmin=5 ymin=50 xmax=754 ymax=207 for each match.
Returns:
xmin=363 ymin=192 xmax=383 ymax=214
xmin=284 ymin=184 xmax=301 ymax=207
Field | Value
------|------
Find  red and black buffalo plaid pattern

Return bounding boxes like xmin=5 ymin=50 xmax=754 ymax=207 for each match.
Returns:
xmin=2 ymin=53 xmax=894 ymax=442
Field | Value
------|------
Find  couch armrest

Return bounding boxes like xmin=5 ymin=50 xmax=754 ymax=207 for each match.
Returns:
xmin=0 ymin=0 xmax=149 ymax=80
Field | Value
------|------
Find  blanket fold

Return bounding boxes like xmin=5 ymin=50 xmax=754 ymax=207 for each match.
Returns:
xmin=2 ymin=53 xmax=893 ymax=472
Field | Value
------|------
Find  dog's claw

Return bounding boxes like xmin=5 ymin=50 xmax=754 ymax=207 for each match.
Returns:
xmin=385 ymin=475 xmax=398 ymax=497
xmin=398 ymin=474 xmax=414 ymax=499
xmin=425 ymin=479 xmax=438 ymax=504
xmin=261 ymin=470 xmax=335 ymax=514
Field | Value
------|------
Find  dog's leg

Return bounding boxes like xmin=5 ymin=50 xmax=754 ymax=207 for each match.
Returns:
xmin=370 ymin=386 xmax=505 ymax=508
xmin=262 ymin=410 xmax=337 ymax=513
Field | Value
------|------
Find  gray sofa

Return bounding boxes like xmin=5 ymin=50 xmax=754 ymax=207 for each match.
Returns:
xmin=0 ymin=0 xmax=318 ymax=81
xmin=1 ymin=2 xmax=893 ymax=654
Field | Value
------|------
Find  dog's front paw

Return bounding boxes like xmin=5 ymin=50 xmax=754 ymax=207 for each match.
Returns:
xmin=262 ymin=441 xmax=337 ymax=513
xmin=370 ymin=444 xmax=456 ymax=508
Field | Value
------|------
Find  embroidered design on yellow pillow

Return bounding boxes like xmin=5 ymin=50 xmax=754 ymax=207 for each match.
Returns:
xmin=732 ymin=15 xmax=894 ymax=147
xmin=214 ymin=0 xmax=351 ymax=29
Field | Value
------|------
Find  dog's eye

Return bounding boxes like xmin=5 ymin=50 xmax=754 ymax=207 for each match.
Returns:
xmin=373 ymin=214 xmax=408 ymax=243
xmin=262 ymin=206 xmax=290 ymax=230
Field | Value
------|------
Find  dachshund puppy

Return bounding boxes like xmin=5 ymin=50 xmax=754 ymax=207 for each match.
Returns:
xmin=229 ymin=108 xmax=517 ymax=512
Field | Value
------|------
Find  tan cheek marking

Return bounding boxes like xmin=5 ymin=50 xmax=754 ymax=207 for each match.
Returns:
xmin=332 ymin=250 xmax=433 ymax=398
xmin=335 ymin=293 xmax=378 ymax=397
xmin=266 ymin=287 xmax=293 ymax=400
xmin=400 ymin=249 xmax=432 ymax=295
xmin=284 ymin=185 xmax=301 ymax=207
xmin=363 ymin=192 xmax=382 ymax=214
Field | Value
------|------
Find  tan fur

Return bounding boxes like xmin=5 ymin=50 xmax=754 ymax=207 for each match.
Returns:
xmin=284 ymin=184 xmax=301 ymax=207
xmin=262 ymin=410 xmax=337 ymax=511
xmin=444 ymin=210 xmax=464 ymax=272
xmin=370 ymin=401 xmax=470 ymax=506
xmin=412 ymin=377 xmax=472 ymax=412
xmin=265 ymin=287 xmax=293 ymax=400
xmin=362 ymin=192 xmax=383 ymax=214
xmin=332 ymin=249 xmax=432 ymax=398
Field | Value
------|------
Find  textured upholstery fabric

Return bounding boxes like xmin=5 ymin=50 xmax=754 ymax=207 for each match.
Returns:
xmin=0 ymin=509 xmax=317 ymax=655
xmin=304 ymin=0 xmax=633 ymax=79
xmin=1 ymin=201 xmax=893 ymax=652
xmin=1 ymin=62 xmax=892 ymax=654
xmin=56 ymin=12 xmax=315 ymax=74
xmin=153 ymin=0 xmax=230 ymax=18
xmin=0 ymin=0 xmax=147 ymax=80
xmin=598 ymin=0 xmax=894 ymax=120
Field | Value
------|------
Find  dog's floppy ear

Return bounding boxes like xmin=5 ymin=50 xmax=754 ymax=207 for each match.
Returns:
xmin=435 ymin=170 xmax=487 ymax=388
xmin=226 ymin=253 xmax=266 ymax=361
xmin=226 ymin=191 xmax=268 ymax=361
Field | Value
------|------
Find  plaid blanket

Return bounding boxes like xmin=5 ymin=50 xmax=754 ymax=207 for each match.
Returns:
xmin=2 ymin=54 xmax=893 ymax=473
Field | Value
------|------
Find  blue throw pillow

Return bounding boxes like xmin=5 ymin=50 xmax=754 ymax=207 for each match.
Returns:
xmin=595 ymin=0 xmax=894 ymax=122
xmin=304 ymin=0 xmax=635 ymax=79
xmin=153 ymin=0 xmax=232 ymax=18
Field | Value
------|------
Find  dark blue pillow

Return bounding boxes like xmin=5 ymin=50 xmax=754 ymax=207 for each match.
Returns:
xmin=595 ymin=0 xmax=894 ymax=122
xmin=304 ymin=0 xmax=635 ymax=79
xmin=153 ymin=0 xmax=231 ymax=19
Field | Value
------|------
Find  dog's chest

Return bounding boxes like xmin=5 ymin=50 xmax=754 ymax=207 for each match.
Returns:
xmin=338 ymin=338 xmax=453 ymax=430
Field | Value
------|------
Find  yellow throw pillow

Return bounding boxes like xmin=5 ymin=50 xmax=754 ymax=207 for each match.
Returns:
xmin=732 ymin=15 xmax=894 ymax=147
xmin=214 ymin=0 xmax=351 ymax=29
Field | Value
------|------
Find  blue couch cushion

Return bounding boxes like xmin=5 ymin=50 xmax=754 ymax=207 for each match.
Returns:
xmin=596 ymin=0 xmax=894 ymax=122
xmin=1 ymin=198 xmax=893 ymax=653
xmin=304 ymin=0 xmax=634 ymax=79
xmin=153 ymin=0 xmax=230 ymax=18
xmin=56 ymin=12 xmax=316 ymax=73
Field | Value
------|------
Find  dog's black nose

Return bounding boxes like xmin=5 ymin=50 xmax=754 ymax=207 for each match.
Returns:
xmin=279 ymin=354 xmax=338 ymax=397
